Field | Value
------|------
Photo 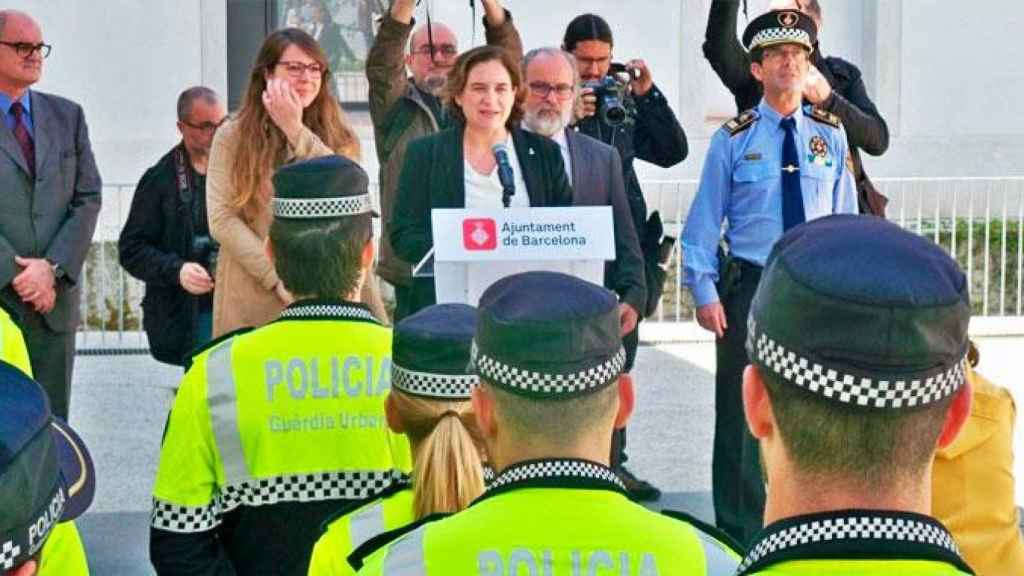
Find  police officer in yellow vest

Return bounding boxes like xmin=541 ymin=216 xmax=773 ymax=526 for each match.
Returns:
xmin=1 ymin=360 xmax=95 ymax=575
xmin=738 ymin=215 xmax=975 ymax=575
xmin=352 ymin=271 xmax=742 ymax=575
xmin=309 ymin=303 xmax=486 ymax=575
xmin=149 ymin=155 xmax=410 ymax=575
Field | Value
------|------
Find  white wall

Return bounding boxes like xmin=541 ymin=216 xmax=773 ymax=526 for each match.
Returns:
xmin=9 ymin=0 xmax=1023 ymax=186
xmin=9 ymin=0 xmax=226 ymax=186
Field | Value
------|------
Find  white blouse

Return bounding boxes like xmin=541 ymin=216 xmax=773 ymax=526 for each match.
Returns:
xmin=464 ymin=137 xmax=531 ymax=209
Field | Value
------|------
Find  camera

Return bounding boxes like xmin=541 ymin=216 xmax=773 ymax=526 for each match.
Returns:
xmin=192 ymin=235 xmax=220 ymax=275
xmin=581 ymin=62 xmax=638 ymax=127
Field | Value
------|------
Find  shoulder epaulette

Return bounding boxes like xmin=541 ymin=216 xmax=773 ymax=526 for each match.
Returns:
xmin=183 ymin=325 xmax=255 ymax=371
xmin=318 ymin=478 xmax=412 ymax=535
xmin=724 ymin=109 xmax=758 ymax=136
xmin=348 ymin=512 xmax=450 ymax=570
xmin=661 ymin=509 xmax=746 ymax=556
xmin=807 ymin=107 xmax=841 ymax=128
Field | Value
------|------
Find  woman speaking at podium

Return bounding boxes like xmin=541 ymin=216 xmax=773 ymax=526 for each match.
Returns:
xmin=389 ymin=45 xmax=573 ymax=317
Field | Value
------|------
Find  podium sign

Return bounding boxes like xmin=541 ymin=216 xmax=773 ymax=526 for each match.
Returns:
xmin=429 ymin=207 xmax=615 ymax=305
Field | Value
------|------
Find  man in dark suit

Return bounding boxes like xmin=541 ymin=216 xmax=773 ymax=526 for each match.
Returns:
xmin=521 ymin=47 xmax=655 ymax=500
xmin=0 ymin=10 xmax=101 ymax=419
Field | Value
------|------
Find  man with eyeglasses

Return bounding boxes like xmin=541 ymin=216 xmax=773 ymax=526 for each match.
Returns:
xmin=0 ymin=10 xmax=101 ymax=420
xmin=682 ymin=9 xmax=857 ymax=547
xmin=119 ymin=87 xmax=227 ymax=367
xmin=521 ymin=47 xmax=646 ymax=371
xmin=366 ymin=0 xmax=521 ymax=321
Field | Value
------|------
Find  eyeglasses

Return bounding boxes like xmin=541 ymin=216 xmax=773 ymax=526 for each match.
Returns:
xmin=411 ymin=44 xmax=458 ymax=59
xmin=528 ymin=82 xmax=575 ymax=100
xmin=0 ymin=41 xmax=51 ymax=59
xmin=181 ymin=117 xmax=227 ymax=133
xmin=276 ymin=61 xmax=324 ymax=77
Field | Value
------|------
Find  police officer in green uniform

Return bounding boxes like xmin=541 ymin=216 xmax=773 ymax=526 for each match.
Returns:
xmin=309 ymin=303 xmax=485 ymax=575
xmin=352 ymin=271 xmax=741 ymax=575
xmin=738 ymin=215 xmax=975 ymax=575
xmin=0 ymin=360 xmax=95 ymax=576
xmin=149 ymin=156 xmax=411 ymax=575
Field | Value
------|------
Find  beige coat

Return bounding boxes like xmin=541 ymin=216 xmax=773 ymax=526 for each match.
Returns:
xmin=207 ymin=119 xmax=387 ymax=336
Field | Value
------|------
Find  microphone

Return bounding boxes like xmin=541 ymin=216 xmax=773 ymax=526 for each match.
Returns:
xmin=492 ymin=143 xmax=515 ymax=208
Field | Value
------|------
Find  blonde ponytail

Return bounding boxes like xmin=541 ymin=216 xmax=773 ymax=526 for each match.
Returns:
xmin=390 ymin=391 xmax=486 ymax=520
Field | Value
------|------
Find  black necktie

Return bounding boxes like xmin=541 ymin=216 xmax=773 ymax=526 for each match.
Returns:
xmin=10 ymin=102 xmax=35 ymax=177
xmin=781 ymin=117 xmax=804 ymax=231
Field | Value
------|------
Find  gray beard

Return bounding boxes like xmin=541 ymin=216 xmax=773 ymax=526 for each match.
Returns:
xmin=524 ymin=108 xmax=570 ymax=138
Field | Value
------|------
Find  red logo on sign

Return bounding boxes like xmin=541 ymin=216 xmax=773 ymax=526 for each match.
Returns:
xmin=463 ymin=218 xmax=497 ymax=250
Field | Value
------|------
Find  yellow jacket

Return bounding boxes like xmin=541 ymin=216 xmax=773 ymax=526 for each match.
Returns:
xmin=933 ymin=367 xmax=1024 ymax=576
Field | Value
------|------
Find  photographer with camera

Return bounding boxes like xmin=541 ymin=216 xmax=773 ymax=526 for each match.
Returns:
xmin=119 ymin=86 xmax=226 ymax=367
xmin=563 ymin=13 xmax=688 ymax=501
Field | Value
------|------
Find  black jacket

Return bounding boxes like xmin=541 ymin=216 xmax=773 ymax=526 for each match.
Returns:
xmin=389 ymin=126 xmax=574 ymax=315
xmin=118 ymin=144 xmax=210 ymax=366
xmin=575 ymin=83 xmax=688 ymax=237
xmin=703 ymin=0 xmax=890 ymax=213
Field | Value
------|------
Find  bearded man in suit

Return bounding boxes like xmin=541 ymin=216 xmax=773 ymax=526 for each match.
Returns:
xmin=521 ymin=46 xmax=654 ymax=500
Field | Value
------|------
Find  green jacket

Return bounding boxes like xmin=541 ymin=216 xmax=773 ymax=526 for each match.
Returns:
xmin=366 ymin=13 xmax=523 ymax=287
xmin=388 ymin=126 xmax=575 ymax=316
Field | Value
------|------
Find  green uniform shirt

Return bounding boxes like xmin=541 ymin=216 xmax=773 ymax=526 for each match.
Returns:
xmin=151 ymin=299 xmax=411 ymax=536
xmin=38 ymin=521 xmax=88 ymax=575
xmin=354 ymin=458 xmax=741 ymax=575
xmin=309 ymin=484 xmax=415 ymax=575
xmin=0 ymin=305 xmax=32 ymax=377
xmin=738 ymin=510 xmax=975 ymax=575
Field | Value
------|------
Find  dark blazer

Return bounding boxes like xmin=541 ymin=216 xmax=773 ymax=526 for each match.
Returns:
xmin=0 ymin=90 xmax=101 ymax=332
xmin=389 ymin=125 xmax=574 ymax=312
xmin=565 ymin=129 xmax=646 ymax=315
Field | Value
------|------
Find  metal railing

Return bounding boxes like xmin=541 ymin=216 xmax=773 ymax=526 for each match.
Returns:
xmin=78 ymin=177 xmax=1024 ymax=352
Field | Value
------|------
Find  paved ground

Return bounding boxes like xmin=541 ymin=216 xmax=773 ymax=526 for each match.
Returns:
xmin=68 ymin=335 xmax=1021 ymax=574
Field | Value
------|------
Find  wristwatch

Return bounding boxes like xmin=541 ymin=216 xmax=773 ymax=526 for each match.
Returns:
xmin=47 ymin=259 xmax=66 ymax=281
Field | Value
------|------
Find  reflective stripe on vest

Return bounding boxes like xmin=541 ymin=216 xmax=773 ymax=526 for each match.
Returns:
xmin=350 ymin=501 xmax=387 ymax=549
xmin=696 ymin=528 xmax=739 ymax=575
xmin=382 ymin=526 xmax=426 ymax=574
xmin=207 ymin=339 xmax=249 ymax=484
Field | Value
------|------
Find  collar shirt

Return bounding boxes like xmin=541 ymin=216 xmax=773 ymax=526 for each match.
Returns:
xmin=682 ymin=98 xmax=858 ymax=306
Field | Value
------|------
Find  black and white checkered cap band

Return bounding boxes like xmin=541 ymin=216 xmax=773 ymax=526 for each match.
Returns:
xmin=280 ymin=304 xmax=376 ymax=322
xmin=151 ymin=469 xmax=405 ymax=533
xmin=272 ymin=194 xmax=374 ymax=219
xmin=0 ymin=540 xmax=21 ymax=571
xmin=471 ymin=344 xmax=626 ymax=396
xmin=392 ymin=363 xmax=477 ymax=399
xmin=489 ymin=460 xmax=626 ymax=492
xmin=749 ymin=320 xmax=967 ymax=409
xmin=739 ymin=515 xmax=960 ymax=573
xmin=749 ymin=27 xmax=812 ymax=51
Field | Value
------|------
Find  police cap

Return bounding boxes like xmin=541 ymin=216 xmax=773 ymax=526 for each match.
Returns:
xmin=393 ymin=304 xmax=478 ymax=400
xmin=271 ymin=155 xmax=375 ymax=219
xmin=0 ymin=362 xmax=95 ymax=570
xmin=743 ymin=9 xmax=817 ymax=53
xmin=747 ymin=214 xmax=970 ymax=410
xmin=472 ymin=271 xmax=625 ymax=399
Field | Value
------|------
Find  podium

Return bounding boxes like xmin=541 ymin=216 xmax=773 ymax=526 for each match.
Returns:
xmin=415 ymin=207 xmax=615 ymax=306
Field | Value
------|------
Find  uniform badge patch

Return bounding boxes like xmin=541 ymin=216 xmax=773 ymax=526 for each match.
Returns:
xmin=807 ymin=136 xmax=832 ymax=167
xmin=779 ymin=11 xmax=799 ymax=28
